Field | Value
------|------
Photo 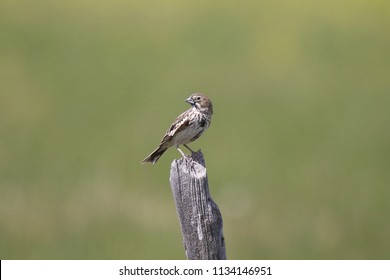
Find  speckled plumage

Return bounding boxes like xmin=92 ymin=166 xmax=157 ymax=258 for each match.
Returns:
xmin=141 ymin=93 xmax=213 ymax=164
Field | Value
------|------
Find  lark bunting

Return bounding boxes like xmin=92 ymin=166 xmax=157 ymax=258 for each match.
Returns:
xmin=141 ymin=93 xmax=213 ymax=164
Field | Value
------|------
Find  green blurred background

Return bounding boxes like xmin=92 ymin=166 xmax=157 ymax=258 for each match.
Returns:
xmin=1 ymin=0 xmax=389 ymax=259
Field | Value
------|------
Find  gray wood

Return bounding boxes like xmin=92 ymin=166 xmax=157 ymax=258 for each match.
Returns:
xmin=169 ymin=150 xmax=226 ymax=260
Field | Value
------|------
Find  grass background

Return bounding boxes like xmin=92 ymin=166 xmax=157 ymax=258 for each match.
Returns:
xmin=1 ymin=0 xmax=389 ymax=259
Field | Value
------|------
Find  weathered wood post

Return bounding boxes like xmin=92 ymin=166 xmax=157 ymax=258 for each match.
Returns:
xmin=169 ymin=150 xmax=226 ymax=260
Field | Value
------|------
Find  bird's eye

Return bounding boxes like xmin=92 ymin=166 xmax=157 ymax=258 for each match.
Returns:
xmin=196 ymin=96 xmax=201 ymax=101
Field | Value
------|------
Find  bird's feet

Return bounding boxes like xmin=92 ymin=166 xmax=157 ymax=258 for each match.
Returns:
xmin=176 ymin=146 xmax=194 ymax=165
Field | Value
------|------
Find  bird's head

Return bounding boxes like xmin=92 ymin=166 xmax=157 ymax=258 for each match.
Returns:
xmin=185 ymin=93 xmax=213 ymax=115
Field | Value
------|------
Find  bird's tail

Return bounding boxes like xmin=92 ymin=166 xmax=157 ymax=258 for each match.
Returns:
xmin=141 ymin=146 xmax=168 ymax=164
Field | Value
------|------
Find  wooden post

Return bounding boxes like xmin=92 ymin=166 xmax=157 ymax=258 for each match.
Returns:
xmin=169 ymin=150 xmax=226 ymax=260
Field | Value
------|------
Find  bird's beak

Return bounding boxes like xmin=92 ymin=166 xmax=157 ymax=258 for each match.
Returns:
xmin=185 ymin=96 xmax=194 ymax=105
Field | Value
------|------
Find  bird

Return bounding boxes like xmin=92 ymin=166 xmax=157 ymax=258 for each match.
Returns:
xmin=141 ymin=93 xmax=213 ymax=164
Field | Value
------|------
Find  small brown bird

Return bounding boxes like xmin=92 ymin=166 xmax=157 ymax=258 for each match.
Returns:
xmin=141 ymin=93 xmax=213 ymax=164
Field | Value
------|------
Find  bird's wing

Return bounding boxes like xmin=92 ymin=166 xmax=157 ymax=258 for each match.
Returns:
xmin=159 ymin=109 xmax=191 ymax=145
xmin=167 ymin=110 xmax=191 ymax=136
